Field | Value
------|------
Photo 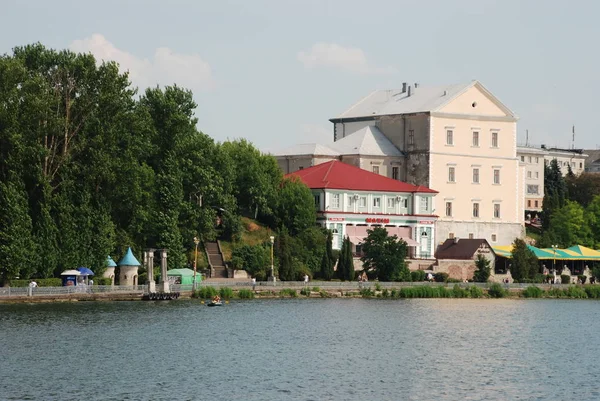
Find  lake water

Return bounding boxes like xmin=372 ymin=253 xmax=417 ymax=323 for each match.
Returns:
xmin=1 ymin=298 xmax=599 ymax=401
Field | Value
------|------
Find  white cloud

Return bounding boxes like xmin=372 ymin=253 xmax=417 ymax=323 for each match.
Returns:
xmin=297 ymin=43 xmax=395 ymax=74
xmin=70 ymin=34 xmax=214 ymax=91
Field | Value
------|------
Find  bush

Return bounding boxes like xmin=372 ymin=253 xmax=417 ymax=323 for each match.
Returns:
xmin=360 ymin=288 xmax=374 ymax=297
xmin=468 ymin=285 xmax=484 ymax=298
xmin=311 ymin=286 xmax=320 ymax=292
xmin=447 ymin=278 xmax=462 ymax=283
xmin=390 ymin=288 xmax=399 ymax=298
xmin=487 ymin=283 xmax=506 ymax=298
xmin=195 ymin=286 xmax=218 ymax=299
xmin=523 ymin=286 xmax=544 ymax=298
xmin=381 ymin=288 xmax=389 ymax=298
xmin=237 ymin=289 xmax=255 ymax=299
xmin=219 ymin=287 xmax=234 ymax=300
xmin=564 ymin=286 xmax=587 ymax=298
xmin=319 ymin=290 xmax=331 ymax=298
xmin=547 ymin=287 xmax=565 ymax=298
xmin=434 ymin=272 xmax=449 ymax=283
xmin=374 ymin=283 xmax=382 ymax=292
xmin=399 ymin=286 xmax=451 ymax=298
xmin=411 ymin=270 xmax=425 ymax=282
xmin=561 ymin=274 xmax=571 ymax=285
xmin=95 ymin=277 xmax=113 ymax=285
xmin=279 ymin=288 xmax=297 ymax=298
xmin=451 ymin=284 xmax=468 ymax=298
xmin=533 ymin=274 xmax=546 ymax=283
xmin=300 ymin=287 xmax=311 ymax=296
xmin=9 ymin=278 xmax=63 ymax=287
xmin=585 ymin=285 xmax=600 ymax=299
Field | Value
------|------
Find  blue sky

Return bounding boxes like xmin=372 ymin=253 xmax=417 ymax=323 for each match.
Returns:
xmin=2 ymin=0 xmax=599 ymax=152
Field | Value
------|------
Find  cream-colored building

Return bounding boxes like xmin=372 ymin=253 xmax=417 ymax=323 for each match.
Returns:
xmin=543 ymin=147 xmax=587 ymax=176
xmin=517 ymin=146 xmax=547 ymax=215
xmin=329 ymin=81 xmax=524 ymax=246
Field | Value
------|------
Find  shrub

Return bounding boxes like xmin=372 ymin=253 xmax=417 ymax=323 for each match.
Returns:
xmin=279 ymin=288 xmax=297 ymax=298
xmin=487 ymin=283 xmax=506 ymax=298
xmin=564 ymin=286 xmax=587 ymax=299
xmin=360 ymin=288 xmax=374 ymax=297
xmin=237 ymin=289 xmax=255 ymax=299
xmin=584 ymin=285 xmax=600 ymax=299
xmin=9 ymin=278 xmax=63 ymax=287
xmin=381 ymin=289 xmax=389 ymax=298
xmin=95 ymin=277 xmax=113 ymax=286
xmin=533 ymin=274 xmax=546 ymax=283
xmin=411 ymin=270 xmax=425 ymax=282
xmin=523 ymin=286 xmax=544 ymax=298
xmin=319 ymin=290 xmax=331 ymax=298
xmin=434 ymin=272 xmax=449 ymax=283
xmin=312 ymin=286 xmax=320 ymax=292
xmin=399 ymin=286 xmax=450 ymax=298
xmin=468 ymin=285 xmax=484 ymax=298
xmin=561 ymin=275 xmax=571 ymax=285
xmin=447 ymin=278 xmax=462 ymax=283
xmin=390 ymin=288 xmax=399 ymax=298
xmin=195 ymin=286 xmax=218 ymax=299
xmin=546 ymin=274 xmax=555 ymax=283
xmin=374 ymin=283 xmax=382 ymax=292
xmin=300 ymin=288 xmax=311 ymax=296
xmin=451 ymin=284 xmax=468 ymax=298
xmin=547 ymin=287 xmax=565 ymax=298
xmin=219 ymin=287 xmax=234 ymax=300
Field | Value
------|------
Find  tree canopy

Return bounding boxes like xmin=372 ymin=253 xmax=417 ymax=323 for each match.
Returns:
xmin=360 ymin=227 xmax=409 ymax=281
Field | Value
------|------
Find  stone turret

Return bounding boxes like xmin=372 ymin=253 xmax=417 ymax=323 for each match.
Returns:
xmin=118 ymin=247 xmax=141 ymax=286
xmin=103 ymin=256 xmax=117 ymax=285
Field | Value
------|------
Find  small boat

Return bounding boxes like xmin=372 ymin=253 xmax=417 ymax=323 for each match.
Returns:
xmin=207 ymin=301 xmax=223 ymax=307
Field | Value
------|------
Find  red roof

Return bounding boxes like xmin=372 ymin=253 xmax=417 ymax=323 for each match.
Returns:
xmin=287 ymin=160 xmax=437 ymax=193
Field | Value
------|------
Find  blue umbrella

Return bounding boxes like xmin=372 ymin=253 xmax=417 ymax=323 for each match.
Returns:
xmin=76 ymin=267 xmax=94 ymax=276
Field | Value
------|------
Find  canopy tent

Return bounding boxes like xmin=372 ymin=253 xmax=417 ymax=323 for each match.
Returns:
xmin=76 ymin=267 xmax=94 ymax=276
xmin=566 ymin=245 xmax=600 ymax=259
xmin=60 ymin=269 xmax=81 ymax=286
xmin=491 ymin=245 xmax=556 ymax=259
xmin=166 ymin=268 xmax=202 ymax=285
xmin=540 ymin=248 xmax=586 ymax=260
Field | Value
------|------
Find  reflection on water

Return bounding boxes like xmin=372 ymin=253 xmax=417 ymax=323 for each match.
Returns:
xmin=1 ymin=299 xmax=600 ymax=400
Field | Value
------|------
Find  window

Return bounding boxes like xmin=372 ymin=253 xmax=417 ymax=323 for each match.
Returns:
xmin=314 ymin=195 xmax=320 ymax=208
xmin=527 ymin=171 xmax=532 ymax=178
xmin=491 ymin=132 xmax=498 ymax=147
xmin=449 ymin=233 xmax=455 ymax=239
xmin=536 ymin=157 xmax=539 ymax=163
xmin=521 ymin=156 xmax=525 ymax=162
xmin=528 ymin=156 xmax=532 ymax=163
xmin=420 ymin=197 xmax=429 ymax=212
xmin=469 ymin=233 xmax=474 ymax=239
xmin=527 ymin=200 xmax=531 ymax=207
xmin=408 ymin=130 xmax=414 ymax=145
xmin=373 ymin=197 xmax=381 ymax=208
xmin=446 ymin=129 xmax=454 ymax=145
xmin=472 ymin=168 xmax=479 ymax=183
xmin=299 ymin=166 xmax=304 ymax=170
xmin=472 ymin=131 xmax=479 ymax=146
xmin=359 ymin=196 xmax=367 ymax=207
xmin=473 ymin=203 xmax=479 ymax=218
xmin=372 ymin=165 xmax=379 ymax=174
xmin=493 ymin=203 xmax=501 ymax=218
xmin=392 ymin=166 xmax=399 ymax=180
xmin=402 ymin=198 xmax=408 ymax=208
xmin=580 ymin=162 xmax=583 ymax=168
xmin=445 ymin=202 xmax=452 ymax=217
xmin=534 ymin=200 xmax=539 ymax=207
xmin=387 ymin=198 xmax=395 ymax=208
xmin=493 ymin=169 xmax=500 ymax=184
xmin=332 ymin=194 xmax=340 ymax=208
xmin=527 ymin=185 xmax=539 ymax=195
xmin=448 ymin=167 xmax=456 ymax=182
xmin=535 ymin=172 xmax=539 ymax=179
xmin=491 ymin=234 xmax=497 ymax=242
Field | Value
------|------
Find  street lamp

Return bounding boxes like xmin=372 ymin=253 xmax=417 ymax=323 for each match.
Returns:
xmin=193 ymin=237 xmax=200 ymax=291
xmin=551 ymin=244 xmax=558 ymax=277
xmin=270 ymin=235 xmax=275 ymax=283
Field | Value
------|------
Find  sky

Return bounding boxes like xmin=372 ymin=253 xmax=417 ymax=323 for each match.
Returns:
xmin=2 ymin=0 xmax=600 ymax=152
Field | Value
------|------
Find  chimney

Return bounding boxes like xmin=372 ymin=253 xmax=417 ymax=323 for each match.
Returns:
xmin=407 ymin=85 xmax=412 ymax=97
xmin=414 ymin=82 xmax=419 ymax=88
xmin=442 ymin=90 xmax=447 ymax=96
xmin=402 ymin=82 xmax=407 ymax=93
xmin=454 ymin=237 xmax=459 ymax=244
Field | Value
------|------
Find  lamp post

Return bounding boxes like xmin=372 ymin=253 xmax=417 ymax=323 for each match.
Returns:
xmin=270 ymin=235 xmax=275 ymax=283
xmin=193 ymin=237 xmax=200 ymax=291
xmin=551 ymin=244 xmax=558 ymax=277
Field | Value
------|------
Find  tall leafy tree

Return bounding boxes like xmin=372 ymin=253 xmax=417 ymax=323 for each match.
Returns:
xmin=274 ymin=176 xmax=316 ymax=236
xmin=360 ymin=227 xmax=408 ymax=281
xmin=473 ymin=254 xmax=491 ymax=282
xmin=541 ymin=159 xmax=567 ymax=230
xmin=278 ymin=231 xmax=295 ymax=281
xmin=320 ymin=230 xmax=334 ymax=280
xmin=510 ymin=238 xmax=538 ymax=281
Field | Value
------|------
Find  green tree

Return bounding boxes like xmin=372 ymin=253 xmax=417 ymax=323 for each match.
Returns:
xmin=586 ymin=195 xmax=600 ymax=248
xmin=319 ymin=230 xmax=334 ymax=280
xmin=231 ymin=244 xmax=270 ymax=280
xmin=274 ymin=176 xmax=316 ymax=236
xmin=344 ymin=236 xmax=355 ymax=281
xmin=543 ymin=201 xmax=593 ymax=248
xmin=360 ymin=227 xmax=408 ymax=281
xmin=567 ymin=173 xmax=600 ymax=207
xmin=541 ymin=159 xmax=567 ymax=230
xmin=473 ymin=254 xmax=491 ymax=282
xmin=278 ymin=232 xmax=295 ymax=281
xmin=510 ymin=238 xmax=538 ymax=281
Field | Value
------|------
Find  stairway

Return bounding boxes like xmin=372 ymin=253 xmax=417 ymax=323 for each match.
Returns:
xmin=205 ymin=241 xmax=228 ymax=278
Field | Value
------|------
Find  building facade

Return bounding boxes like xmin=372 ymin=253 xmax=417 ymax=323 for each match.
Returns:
xmin=329 ymin=81 xmax=524 ymax=246
xmin=288 ymin=160 xmax=438 ymax=258
xmin=543 ymin=147 xmax=587 ymax=176
xmin=584 ymin=149 xmax=600 ymax=173
xmin=516 ymin=146 xmax=547 ymax=216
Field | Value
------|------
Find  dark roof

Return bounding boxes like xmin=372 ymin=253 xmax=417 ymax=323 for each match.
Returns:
xmin=435 ymin=238 xmax=494 ymax=260
xmin=286 ymin=160 xmax=437 ymax=193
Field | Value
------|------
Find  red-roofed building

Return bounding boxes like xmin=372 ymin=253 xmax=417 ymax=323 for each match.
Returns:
xmin=288 ymin=160 xmax=438 ymax=258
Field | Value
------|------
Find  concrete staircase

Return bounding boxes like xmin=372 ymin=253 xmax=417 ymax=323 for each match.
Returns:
xmin=205 ymin=241 xmax=228 ymax=279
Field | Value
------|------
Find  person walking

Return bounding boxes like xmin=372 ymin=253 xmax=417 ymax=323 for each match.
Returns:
xmin=251 ymin=277 xmax=256 ymax=291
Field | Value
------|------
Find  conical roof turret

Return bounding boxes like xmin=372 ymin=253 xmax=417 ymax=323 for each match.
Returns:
xmin=118 ymin=247 xmax=141 ymax=266
xmin=106 ymin=256 xmax=117 ymax=267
